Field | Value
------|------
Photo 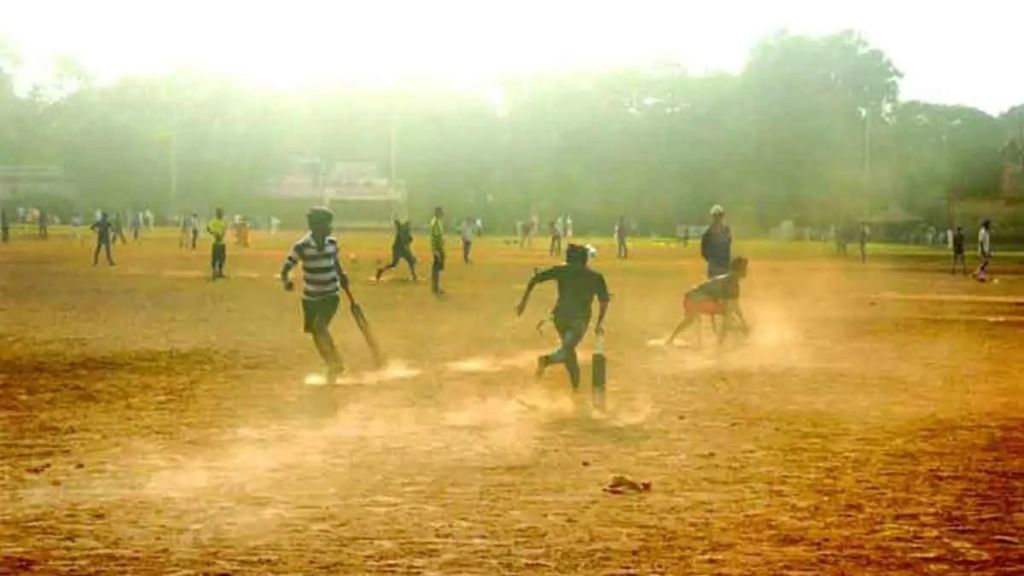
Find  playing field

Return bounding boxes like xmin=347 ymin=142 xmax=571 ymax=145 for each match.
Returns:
xmin=2 ymin=230 xmax=1022 ymax=574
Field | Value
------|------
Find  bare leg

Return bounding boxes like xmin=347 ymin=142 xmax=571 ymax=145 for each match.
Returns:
xmin=667 ymin=313 xmax=697 ymax=345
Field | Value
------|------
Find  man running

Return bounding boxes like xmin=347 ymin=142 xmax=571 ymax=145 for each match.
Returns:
xmin=701 ymin=205 xmax=731 ymax=278
xmin=666 ymin=257 xmax=749 ymax=346
xmin=430 ymin=207 xmax=446 ymax=296
xmin=375 ymin=217 xmax=418 ymax=281
xmin=207 ymin=208 xmax=228 ymax=280
xmin=90 ymin=212 xmax=116 ymax=266
xmin=516 ymin=244 xmax=610 ymax=390
xmin=281 ymin=207 xmax=360 ymax=384
xmin=951 ymin=226 xmax=967 ymax=275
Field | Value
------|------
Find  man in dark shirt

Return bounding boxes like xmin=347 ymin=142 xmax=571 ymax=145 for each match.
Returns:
xmin=951 ymin=226 xmax=967 ymax=275
xmin=516 ymin=244 xmax=610 ymax=389
xmin=701 ymin=204 xmax=731 ymax=278
xmin=90 ymin=212 xmax=116 ymax=266
xmin=666 ymin=257 xmax=748 ymax=346
xmin=376 ymin=218 xmax=418 ymax=282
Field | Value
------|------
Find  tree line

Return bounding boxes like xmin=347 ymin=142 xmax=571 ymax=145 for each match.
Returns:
xmin=1 ymin=31 xmax=1021 ymax=235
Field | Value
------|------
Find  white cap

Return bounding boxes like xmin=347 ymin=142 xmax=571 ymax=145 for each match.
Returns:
xmin=710 ymin=204 xmax=725 ymax=216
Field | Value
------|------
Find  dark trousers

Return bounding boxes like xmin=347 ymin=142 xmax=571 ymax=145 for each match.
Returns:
xmin=191 ymin=230 xmax=198 ymax=250
xmin=378 ymin=248 xmax=417 ymax=279
xmin=431 ymin=251 xmax=445 ymax=294
xmin=93 ymin=238 xmax=114 ymax=265
xmin=617 ymin=238 xmax=628 ymax=259
xmin=1 ymin=226 xmax=8 ymax=243
xmin=549 ymin=235 xmax=561 ymax=256
xmin=211 ymin=243 xmax=226 ymax=276
xmin=544 ymin=317 xmax=587 ymax=389
xmin=952 ymin=252 xmax=967 ymax=275
xmin=462 ymin=239 xmax=472 ymax=263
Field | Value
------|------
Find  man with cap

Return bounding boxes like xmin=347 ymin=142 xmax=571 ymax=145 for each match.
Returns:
xmin=516 ymin=243 xmax=610 ymax=390
xmin=701 ymin=205 xmax=732 ymax=278
xmin=281 ymin=207 xmax=360 ymax=383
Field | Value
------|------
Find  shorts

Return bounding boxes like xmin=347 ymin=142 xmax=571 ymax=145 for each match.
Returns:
xmin=302 ymin=294 xmax=340 ymax=333
xmin=432 ymin=252 xmax=446 ymax=272
xmin=684 ymin=295 xmax=724 ymax=316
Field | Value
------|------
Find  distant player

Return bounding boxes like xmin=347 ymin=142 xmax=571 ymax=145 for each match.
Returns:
xmin=178 ymin=213 xmax=189 ymax=249
xmin=375 ymin=217 xmax=418 ymax=282
xmin=189 ymin=213 xmax=200 ymax=250
xmin=859 ymin=223 xmax=870 ymax=263
xmin=666 ymin=257 xmax=749 ymax=346
xmin=281 ymin=207 xmax=359 ymax=383
xmin=112 ymin=212 xmax=127 ymax=245
xmin=516 ymin=244 xmax=610 ymax=390
xmin=38 ymin=208 xmax=48 ymax=239
xmin=974 ymin=220 xmax=992 ymax=281
xmin=701 ymin=205 xmax=731 ymax=278
xmin=207 ymin=208 xmax=228 ymax=280
xmin=90 ymin=212 xmax=116 ymax=266
xmin=430 ymin=206 xmax=446 ymax=296
xmin=548 ymin=219 xmax=562 ymax=257
xmin=615 ymin=216 xmax=629 ymax=259
xmin=461 ymin=216 xmax=475 ymax=264
xmin=1 ymin=208 xmax=9 ymax=243
xmin=951 ymin=226 xmax=967 ymax=275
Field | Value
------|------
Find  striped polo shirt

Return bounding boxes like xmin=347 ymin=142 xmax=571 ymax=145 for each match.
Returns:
xmin=285 ymin=233 xmax=348 ymax=300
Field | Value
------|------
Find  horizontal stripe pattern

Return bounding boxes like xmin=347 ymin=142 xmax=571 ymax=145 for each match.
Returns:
xmin=287 ymin=234 xmax=343 ymax=299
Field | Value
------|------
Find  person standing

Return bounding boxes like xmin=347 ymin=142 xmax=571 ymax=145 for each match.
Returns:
xmin=548 ymin=219 xmax=562 ymax=257
xmin=131 ymin=211 xmax=142 ymax=241
xmin=281 ymin=207 xmax=359 ymax=384
xmin=951 ymin=226 xmax=967 ymax=275
xmin=974 ymin=220 xmax=993 ymax=281
xmin=189 ymin=213 xmax=200 ymax=251
xmin=90 ymin=212 xmax=115 ymax=266
xmin=461 ymin=216 xmax=475 ymax=264
xmin=701 ymin=205 xmax=731 ymax=278
xmin=207 ymin=208 xmax=228 ymax=280
xmin=376 ymin=217 xmax=418 ymax=281
xmin=430 ymin=206 xmax=446 ymax=296
xmin=112 ymin=212 xmax=127 ymax=245
xmin=515 ymin=244 xmax=610 ymax=390
xmin=38 ymin=208 xmax=48 ymax=239
xmin=615 ymin=216 xmax=629 ymax=259
xmin=859 ymin=222 xmax=870 ymax=263
xmin=1 ymin=208 xmax=9 ymax=243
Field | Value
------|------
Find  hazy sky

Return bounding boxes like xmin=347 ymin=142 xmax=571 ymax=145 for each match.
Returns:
xmin=3 ymin=0 xmax=1022 ymax=114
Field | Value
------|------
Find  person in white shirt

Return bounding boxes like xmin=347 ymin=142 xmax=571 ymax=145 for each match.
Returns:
xmin=461 ymin=217 xmax=475 ymax=264
xmin=974 ymin=220 xmax=992 ymax=280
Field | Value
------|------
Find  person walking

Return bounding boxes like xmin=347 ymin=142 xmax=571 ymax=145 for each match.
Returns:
xmin=430 ymin=207 xmax=446 ymax=296
xmin=461 ymin=216 xmax=475 ymax=264
xmin=615 ymin=216 xmax=629 ymax=259
xmin=974 ymin=220 xmax=993 ymax=281
xmin=90 ymin=212 xmax=116 ymax=266
xmin=207 ymin=208 xmax=228 ymax=280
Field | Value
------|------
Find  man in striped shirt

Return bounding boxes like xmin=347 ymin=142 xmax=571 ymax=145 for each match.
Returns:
xmin=281 ymin=207 xmax=359 ymax=383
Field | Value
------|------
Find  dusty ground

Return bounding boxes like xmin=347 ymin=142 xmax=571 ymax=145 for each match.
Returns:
xmin=1 ymin=230 xmax=1022 ymax=574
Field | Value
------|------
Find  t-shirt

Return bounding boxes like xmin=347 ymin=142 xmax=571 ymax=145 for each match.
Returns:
xmin=91 ymin=219 xmax=114 ymax=240
xmin=393 ymin=220 xmax=413 ymax=250
xmin=461 ymin=222 xmax=475 ymax=242
xmin=207 ymin=217 xmax=227 ymax=244
xmin=430 ymin=217 xmax=445 ymax=253
xmin=283 ymin=233 xmax=349 ymax=300
xmin=688 ymin=273 xmax=740 ymax=302
xmin=952 ymin=231 xmax=965 ymax=254
xmin=978 ymin=227 xmax=991 ymax=256
xmin=701 ymin=225 xmax=732 ymax=277
xmin=534 ymin=264 xmax=610 ymax=321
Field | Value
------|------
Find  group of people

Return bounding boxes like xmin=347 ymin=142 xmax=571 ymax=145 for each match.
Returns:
xmin=949 ymin=220 xmax=994 ymax=280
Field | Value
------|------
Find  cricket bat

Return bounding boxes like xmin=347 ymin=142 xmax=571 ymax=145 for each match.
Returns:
xmin=592 ymin=332 xmax=606 ymax=410
xmin=350 ymin=303 xmax=384 ymax=367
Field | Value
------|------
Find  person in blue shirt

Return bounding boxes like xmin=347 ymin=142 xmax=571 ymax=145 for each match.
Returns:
xmin=701 ymin=204 xmax=732 ymax=278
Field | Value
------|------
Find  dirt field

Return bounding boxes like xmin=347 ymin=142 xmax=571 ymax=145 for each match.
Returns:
xmin=2 ymin=229 xmax=1023 ymax=574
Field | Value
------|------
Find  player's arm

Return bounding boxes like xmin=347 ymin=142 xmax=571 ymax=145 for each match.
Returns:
xmin=334 ymin=256 xmax=357 ymax=307
xmin=280 ymin=249 xmax=299 ymax=291
xmin=516 ymin=268 xmax=554 ymax=316
xmin=595 ymin=276 xmax=611 ymax=334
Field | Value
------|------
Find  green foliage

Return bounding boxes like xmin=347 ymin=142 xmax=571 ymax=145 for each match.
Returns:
xmin=0 ymin=32 xmax=1014 ymax=232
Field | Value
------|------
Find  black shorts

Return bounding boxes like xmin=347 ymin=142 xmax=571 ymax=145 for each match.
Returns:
xmin=393 ymin=248 xmax=416 ymax=266
xmin=302 ymin=294 xmax=339 ymax=333
xmin=432 ymin=252 xmax=445 ymax=272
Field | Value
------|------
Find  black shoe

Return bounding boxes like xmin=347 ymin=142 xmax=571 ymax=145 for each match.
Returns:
xmin=535 ymin=355 xmax=548 ymax=378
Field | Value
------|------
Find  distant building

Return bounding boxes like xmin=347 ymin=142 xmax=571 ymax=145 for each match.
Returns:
xmin=0 ymin=165 xmax=77 ymax=202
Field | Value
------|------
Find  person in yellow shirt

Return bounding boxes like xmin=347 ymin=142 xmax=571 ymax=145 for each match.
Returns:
xmin=207 ymin=207 xmax=228 ymax=280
